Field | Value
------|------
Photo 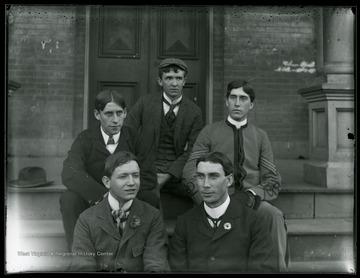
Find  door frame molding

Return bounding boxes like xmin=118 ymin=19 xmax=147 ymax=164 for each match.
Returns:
xmin=82 ymin=5 xmax=214 ymax=128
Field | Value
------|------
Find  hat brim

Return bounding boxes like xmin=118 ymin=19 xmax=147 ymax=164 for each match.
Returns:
xmin=9 ymin=180 xmax=54 ymax=188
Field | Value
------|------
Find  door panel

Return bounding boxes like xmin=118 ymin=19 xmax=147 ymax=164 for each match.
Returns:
xmin=88 ymin=5 xmax=208 ymax=130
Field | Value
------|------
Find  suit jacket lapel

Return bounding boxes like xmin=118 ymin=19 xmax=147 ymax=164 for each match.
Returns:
xmin=174 ymin=96 xmax=187 ymax=143
xmin=90 ymin=126 xmax=111 ymax=156
xmin=196 ymin=206 xmax=214 ymax=238
xmin=119 ymin=198 xmax=144 ymax=246
xmin=153 ymin=95 xmax=163 ymax=148
xmin=212 ymin=200 xmax=239 ymax=241
xmin=115 ymin=126 xmax=130 ymax=152
xmin=97 ymin=198 xmax=121 ymax=241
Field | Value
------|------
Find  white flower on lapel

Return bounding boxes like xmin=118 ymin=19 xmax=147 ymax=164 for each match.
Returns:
xmin=130 ymin=215 xmax=141 ymax=228
xmin=223 ymin=222 xmax=231 ymax=230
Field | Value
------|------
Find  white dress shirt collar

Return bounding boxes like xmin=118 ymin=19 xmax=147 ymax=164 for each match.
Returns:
xmin=227 ymin=116 xmax=247 ymax=129
xmin=108 ymin=192 xmax=133 ymax=212
xmin=204 ymin=194 xmax=230 ymax=219
xmin=163 ymin=93 xmax=182 ymax=116
xmin=100 ymin=126 xmax=120 ymax=145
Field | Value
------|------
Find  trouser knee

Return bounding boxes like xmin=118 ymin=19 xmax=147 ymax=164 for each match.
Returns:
xmin=59 ymin=190 xmax=89 ymax=250
xmin=60 ymin=190 xmax=89 ymax=216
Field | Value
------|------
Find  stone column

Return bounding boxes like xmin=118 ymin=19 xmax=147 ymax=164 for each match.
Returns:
xmin=299 ymin=7 xmax=354 ymax=189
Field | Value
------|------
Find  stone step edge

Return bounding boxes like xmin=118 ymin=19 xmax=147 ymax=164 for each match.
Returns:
xmin=287 ymin=260 xmax=355 ymax=274
xmin=7 ymin=183 xmax=354 ymax=194
xmin=9 ymin=218 xmax=354 ymax=238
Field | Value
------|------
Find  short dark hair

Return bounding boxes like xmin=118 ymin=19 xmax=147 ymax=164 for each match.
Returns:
xmin=196 ymin=152 xmax=234 ymax=176
xmin=158 ymin=65 xmax=187 ymax=79
xmin=226 ymin=80 xmax=255 ymax=102
xmin=103 ymin=151 xmax=139 ymax=178
xmin=94 ymin=90 xmax=127 ymax=111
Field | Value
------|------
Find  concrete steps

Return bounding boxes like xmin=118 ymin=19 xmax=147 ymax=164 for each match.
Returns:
xmin=5 ymin=157 xmax=356 ymax=273
xmin=5 ymin=218 xmax=355 ymax=273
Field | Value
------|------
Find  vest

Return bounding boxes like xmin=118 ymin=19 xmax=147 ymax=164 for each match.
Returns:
xmin=156 ymin=112 xmax=177 ymax=170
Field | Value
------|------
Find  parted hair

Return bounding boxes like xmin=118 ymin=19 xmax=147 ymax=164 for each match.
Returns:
xmin=196 ymin=152 xmax=234 ymax=176
xmin=94 ymin=90 xmax=127 ymax=111
xmin=103 ymin=151 xmax=139 ymax=178
xmin=226 ymin=80 xmax=255 ymax=102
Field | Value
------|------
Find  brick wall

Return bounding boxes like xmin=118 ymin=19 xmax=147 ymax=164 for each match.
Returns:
xmin=7 ymin=5 xmax=85 ymax=157
xmin=212 ymin=6 xmax=319 ymax=159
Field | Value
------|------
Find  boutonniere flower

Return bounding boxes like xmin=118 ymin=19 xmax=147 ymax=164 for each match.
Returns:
xmin=130 ymin=215 xmax=141 ymax=228
xmin=223 ymin=222 xmax=231 ymax=230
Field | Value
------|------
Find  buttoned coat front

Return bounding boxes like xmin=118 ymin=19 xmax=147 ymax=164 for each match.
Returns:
xmin=71 ymin=197 xmax=170 ymax=272
xmin=125 ymin=93 xmax=203 ymax=180
xmin=168 ymin=198 xmax=278 ymax=273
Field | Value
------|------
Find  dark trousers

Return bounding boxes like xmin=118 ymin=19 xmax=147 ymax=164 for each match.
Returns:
xmin=59 ymin=189 xmax=160 ymax=252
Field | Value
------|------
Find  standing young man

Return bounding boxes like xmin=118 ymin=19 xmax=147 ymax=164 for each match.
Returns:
xmin=182 ymin=80 xmax=289 ymax=271
xmin=71 ymin=151 xmax=170 ymax=272
xmin=60 ymin=90 xmax=158 ymax=252
xmin=169 ymin=152 xmax=277 ymax=273
xmin=125 ymin=58 xmax=203 ymax=210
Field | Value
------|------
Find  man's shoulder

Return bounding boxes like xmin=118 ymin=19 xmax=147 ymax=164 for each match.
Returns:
xmin=202 ymin=120 xmax=227 ymax=131
xmin=133 ymin=198 xmax=161 ymax=216
xmin=181 ymin=95 xmax=201 ymax=109
xmin=245 ymin=123 xmax=268 ymax=136
xmin=177 ymin=204 xmax=202 ymax=221
xmin=77 ymin=127 xmax=99 ymax=136
xmin=121 ymin=125 xmax=140 ymax=136
xmin=79 ymin=201 xmax=102 ymax=221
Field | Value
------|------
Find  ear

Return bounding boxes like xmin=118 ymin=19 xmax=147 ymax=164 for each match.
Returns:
xmin=157 ymin=77 xmax=163 ymax=87
xmin=102 ymin=176 xmax=111 ymax=189
xmin=226 ymin=174 xmax=234 ymax=188
xmin=225 ymin=98 xmax=229 ymax=108
xmin=123 ymin=108 xmax=127 ymax=119
xmin=249 ymin=102 xmax=254 ymax=109
xmin=94 ymin=109 xmax=100 ymax=120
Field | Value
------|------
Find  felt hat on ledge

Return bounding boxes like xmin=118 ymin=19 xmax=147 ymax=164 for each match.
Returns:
xmin=10 ymin=166 xmax=54 ymax=188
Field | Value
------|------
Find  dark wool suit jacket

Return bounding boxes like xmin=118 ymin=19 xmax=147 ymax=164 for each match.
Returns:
xmin=168 ymin=197 xmax=278 ymax=273
xmin=61 ymin=125 xmax=157 ymax=205
xmin=71 ymin=197 xmax=170 ymax=272
xmin=125 ymin=93 xmax=203 ymax=180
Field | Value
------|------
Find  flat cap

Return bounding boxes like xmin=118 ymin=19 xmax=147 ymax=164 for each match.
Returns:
xmin=158 ymin=58 xmax=188 ymax=72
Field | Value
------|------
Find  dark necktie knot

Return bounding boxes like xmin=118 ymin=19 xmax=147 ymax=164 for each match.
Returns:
xmin=206 ymin=212 xmax=223 ymax=229
xmin=107 ymin=136 xmax=115 ymax=145
xmin=112 ymin=209 xmax=129 ymax=224
xmin=112 ymin=209 xmax=129 ymax=235
xmin=163 ymin=97 xmax=181 ymax=127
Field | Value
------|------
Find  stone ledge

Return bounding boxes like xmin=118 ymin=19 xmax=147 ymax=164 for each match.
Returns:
xmin=9 ymin=218 xmax=353 ymax=238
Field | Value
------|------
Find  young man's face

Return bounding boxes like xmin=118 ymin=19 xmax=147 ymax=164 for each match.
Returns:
xmin=158 ymin=69 xmax=186 ymax=101
xmin=94 ymin=102 xmax=127 ymax=136
xmin=196 ymin=161 xmax=233 ymax=208
xmin=226 ymin=87 xmax=254 ymax=122
xmin=102 ymin=160 xmax=140 ymax=204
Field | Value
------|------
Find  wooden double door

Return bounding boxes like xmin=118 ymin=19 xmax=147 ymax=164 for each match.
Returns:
xmin=88 ymin=5 xmax=209 ymax=129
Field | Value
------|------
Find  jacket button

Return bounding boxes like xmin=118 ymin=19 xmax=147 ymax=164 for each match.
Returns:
xmin=210 ymin=256 xmax=215 ymax=261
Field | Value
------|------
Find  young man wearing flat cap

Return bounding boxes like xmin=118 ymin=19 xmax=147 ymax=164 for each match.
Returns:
xmin=125 ymin=58 xmax=203 ymax=215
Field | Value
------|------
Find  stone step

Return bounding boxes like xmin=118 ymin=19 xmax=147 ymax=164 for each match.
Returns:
xmin=5 ymin=217 xmax=354 ymax=273
xmin=287 ymin=260 xmax=355 ymax=274
xmin=6 ymin=157 xmax=354 ymax=220
xmin=6 ymin=181 xmax=354 ymax=221
xmin=7 ymin=184 xmax=66 ymax=219
xmin=272 ymin=185 xmax=354 ymax=219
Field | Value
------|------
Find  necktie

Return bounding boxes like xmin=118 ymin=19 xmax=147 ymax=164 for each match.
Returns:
xmin=163 ymin=98 xmax=181 ymax=127
xmin=107 ymin=136 xmax=115 ymax=145
xmin=225 ymin=120 xmax=246 ymax=191
xmin=112 ymin=209 xmax=129 ymax=235
xmin=205 ymin=212 xmax=223 ymax=230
